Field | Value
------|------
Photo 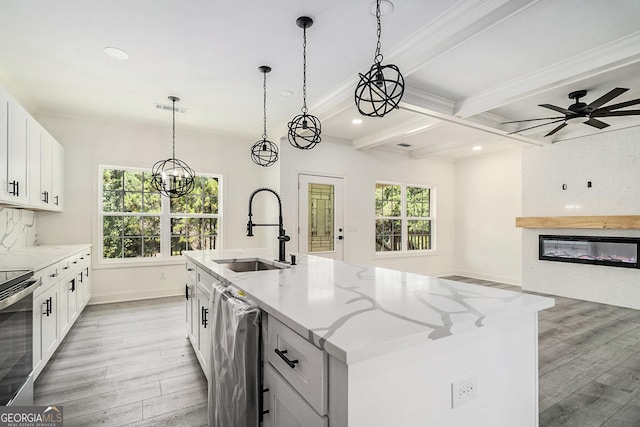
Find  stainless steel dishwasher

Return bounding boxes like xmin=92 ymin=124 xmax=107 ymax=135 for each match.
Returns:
xmin=208 ymin=282 xmax=261 ymax=427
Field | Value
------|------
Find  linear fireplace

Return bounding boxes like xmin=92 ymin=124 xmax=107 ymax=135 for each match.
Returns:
xmin=539 ymin=235 xmax=639 ymax=269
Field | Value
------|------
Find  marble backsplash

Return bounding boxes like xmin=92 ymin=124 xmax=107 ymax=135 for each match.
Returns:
xmin=0 ymin=207 xmax=37 ymax=251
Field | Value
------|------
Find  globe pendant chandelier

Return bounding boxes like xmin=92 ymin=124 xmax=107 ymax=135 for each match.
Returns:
xmin=354 ymin=0 xmax=405 ymax=117
xmin=251 ymin=66 xmax=279 ymax=167
xmin=288 ymin=16 xmax=321 ymax=150
xmin=151 ymin=96 xmax=195 ymax=198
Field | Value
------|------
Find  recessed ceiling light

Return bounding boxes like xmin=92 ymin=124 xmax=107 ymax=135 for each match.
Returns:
xmin=352 ymin=119 xmax=363 ymax=125
xmin=279 ymin=90 xmax=294 ymax=97
xmin=370 ymin=0 xmax=394 ymax=16
xmin=472 ymin=146 xmax=482 ymax=151
xmin=104 ymin=47 xmax=128 ymax=60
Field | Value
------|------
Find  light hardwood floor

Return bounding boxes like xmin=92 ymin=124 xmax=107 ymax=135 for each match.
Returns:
xmin=34 ymin=297 xmax=208 ymax=426
xmin=35 ymin=280 xmax=640 ymax=426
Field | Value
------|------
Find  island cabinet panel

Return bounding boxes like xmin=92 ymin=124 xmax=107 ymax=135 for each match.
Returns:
xmin=263 ymin=364 xmax=328 ymax=427
xmin=267 ymin=316 xmax=328 ymax=416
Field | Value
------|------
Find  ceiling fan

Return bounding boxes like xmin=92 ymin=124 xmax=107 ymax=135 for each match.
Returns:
xmin=503 ymin=87 xmax=640 ymax=137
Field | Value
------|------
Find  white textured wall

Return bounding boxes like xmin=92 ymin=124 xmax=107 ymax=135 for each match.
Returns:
xmin=454 ymin=148 xmax=522 ymax=285
xmin=279 ymin=137 xmax=457 ymax=277
xmin=522 ymin=126 xmax=640 ymax=308
xmin=35 ymin=113 xmax=275 ymax=303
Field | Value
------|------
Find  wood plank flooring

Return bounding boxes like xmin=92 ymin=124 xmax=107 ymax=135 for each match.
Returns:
xmin=446 ymin=276 xmax=640 ymax=427
xmin=34 ymin=280 xmax=640 ymax=426
xmin=34 ymin=297 xmax=208 ymax=426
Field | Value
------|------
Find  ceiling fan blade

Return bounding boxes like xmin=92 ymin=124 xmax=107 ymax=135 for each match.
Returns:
xmin=585 ymin=87 xmax=628 ymax=110
xmin=507 ymin=118 xmax=565 ymax=135
xmin=583 ymin=118 xmax=610 ymax=129
xmin=594 ymin=98 xmax=640 ymax=112
xmin=593 ymin=109 xmax=640 ymax=117
xmin=501 ymin=116 xmax=564 ymax=124
xmin=545 ymin=122 xmax=568 ymax=137
xmin=539 ymin=104 xmax=572 ymax=115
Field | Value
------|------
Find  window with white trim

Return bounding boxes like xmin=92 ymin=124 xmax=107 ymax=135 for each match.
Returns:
xmin=99 ymin=166 xmax=221 ymax=261
xmin=375 ymin=182 xmax=433 ymax=253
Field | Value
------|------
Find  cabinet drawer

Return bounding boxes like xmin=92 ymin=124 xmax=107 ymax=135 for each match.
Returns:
xmin=36 ymin=262 xmax=60 ymax=288
xmin=267 ymin=316 xmax=327 ymax=416
xmin=263 ymin=363 xmax=328 ymax=427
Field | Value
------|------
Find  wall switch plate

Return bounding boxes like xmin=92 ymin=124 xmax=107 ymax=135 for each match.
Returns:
xmin=451 ymin=374 xmax=477 ymax=408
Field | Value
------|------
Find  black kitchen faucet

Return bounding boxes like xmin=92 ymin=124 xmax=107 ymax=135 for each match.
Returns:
xmin=246 ymin=188 xmax=290 ymax=263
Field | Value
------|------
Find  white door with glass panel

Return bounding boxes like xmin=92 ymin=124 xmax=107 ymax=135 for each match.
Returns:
xmin=298 ymin=174 xmax=344 ymax=260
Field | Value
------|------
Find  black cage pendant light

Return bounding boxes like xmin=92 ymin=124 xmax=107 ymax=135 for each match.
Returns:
xmin=251 ymin=66 xmax=279 ymax=167
xmin=151 ymin=96 xmax=195 ymax=198
xmin=288 ymin=16 xmax=321 ymax=150
xmin=354 ymin=0 xmax=405 ymax=117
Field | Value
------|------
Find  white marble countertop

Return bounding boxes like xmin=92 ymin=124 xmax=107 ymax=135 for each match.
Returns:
xmin=184 ymin=248 xmax=554 ymax=365
xmin=0 ymin=244 xmax=92 ymax=271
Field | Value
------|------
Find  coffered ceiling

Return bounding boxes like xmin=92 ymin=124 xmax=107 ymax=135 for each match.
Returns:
xmin=1 ymin=0 xmax=639 ymax=160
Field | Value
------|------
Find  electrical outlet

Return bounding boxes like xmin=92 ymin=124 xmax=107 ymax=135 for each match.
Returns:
xmin=160 ymin=271 xmax=166 ymax=279
xmin=451 ymin=374 xmax=477 ymax=408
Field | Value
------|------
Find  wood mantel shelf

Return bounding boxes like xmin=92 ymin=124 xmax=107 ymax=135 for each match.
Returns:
xmin=515 ymin=215 xmax=640 ymax=229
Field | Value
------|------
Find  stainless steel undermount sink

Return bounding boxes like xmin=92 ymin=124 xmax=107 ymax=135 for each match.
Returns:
xmin=214 ymin=258 xmax=290 ymax=272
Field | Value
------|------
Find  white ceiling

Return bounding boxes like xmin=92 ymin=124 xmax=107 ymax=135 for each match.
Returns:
xmin=1 ymin=0 xmax=639 ymax=160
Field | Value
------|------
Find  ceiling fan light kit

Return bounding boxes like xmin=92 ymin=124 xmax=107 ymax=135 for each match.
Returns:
xmin=151 ymin=96 xmax=196 ymax=198
xmin=355 ymin=0 xmax=405 ymax=118
xmin=504 ymin=87 xmax=640 ymax=138
xmin=287 ymin=16 xmax=322 ymax=150
xmin=251 ymin=65 xmax=279 ymax=167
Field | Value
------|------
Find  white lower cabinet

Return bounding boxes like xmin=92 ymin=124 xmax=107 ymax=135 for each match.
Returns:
xmin=32 ymin=246 xmax=92 ymax=379
xmin=263 ymin=364 xmax=328 ymax=427
xmin=196 ymin=286 xmax=212 ymax=380
xmin=185 ymin=264 xmax=214 ymax=381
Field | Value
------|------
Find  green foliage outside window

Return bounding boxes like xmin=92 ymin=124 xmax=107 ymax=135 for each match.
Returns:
xmin=101 ymin=167 xmax=220 ymax=260
xmin=375 ymin=183 xmax=432 ymax=252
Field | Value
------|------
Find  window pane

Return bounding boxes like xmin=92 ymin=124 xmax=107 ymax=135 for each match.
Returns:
xmin=123 ymin=192 xmax=142 ymax=212
xmin=308 ymin=183 xmax=334 ymax=252
xmin=143 ymin=192 xmax=161 ymax=213
xmin=103 ymin=190 xmax=122 ymax=212
xmin=103 ymin=216 xmax=123 ymax=237
xmin=124 ymin=170 xmax=143 ymax=192
xmin=103 ymin=237 xmax=122 ymax=258
xmin=203 ymin=196 xmax=218 ymax=214
xmin=143 ymin=238 xmax=161 ymax=257
xmin=375 ymin=184 xmax=401 ymax=217
xmin=408 ymin=220 xmax=431 ymax=250
xmin=103 ymin=169 xmax=124 ymax=191
xmin=407 ymin=187 xmax=430 ymax=217
xmin=123 ymin=216 xmax=142 ymax=236
xmin=123 ymin=237 xmax=142 ymax=258
xmin=375 ymin=219 xmax=402 ymax=252
xmin=142 ymin=216 xmax=160 ymax=236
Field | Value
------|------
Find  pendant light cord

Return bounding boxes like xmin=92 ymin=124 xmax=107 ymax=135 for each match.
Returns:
xmin=262 ymin=71 xmax=268 ymax=140
xmin=171 ymin=97 xmax=177 ymax=161
xmin=302 ymin=25 xmax=308 ymax=114
xmin=374 ymin=0 xmax=383 ymax=64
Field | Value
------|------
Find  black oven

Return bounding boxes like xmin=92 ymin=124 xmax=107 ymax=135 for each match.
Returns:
xmin=0 ymin=269 xmax=38 ymax=406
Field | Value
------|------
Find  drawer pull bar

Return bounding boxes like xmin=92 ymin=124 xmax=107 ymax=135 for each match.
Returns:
xmin=275 ymin=349 xmax=298 ymax=368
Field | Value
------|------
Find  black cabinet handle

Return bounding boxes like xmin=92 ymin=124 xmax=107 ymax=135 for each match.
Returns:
xmin=50 ymin=272 xmax=58 ymax=278
xmin=185 ymin=284 xmax=190 ymax=300
xmin=43 ymin=298 xmax=52 ymax=316
xmin=42 ymin=191 xmax=49 ymax=203
xmin=274 ymin=349 xmax=298 ymax=368
xmin=79 ymin=271 xmax=83 ymax=283
xmin=85 ymin=267 xmax=89 ymax=277
xmin=63 ymin=266 xmax=70 ymax=270
xmin=202 ymin=307 xmax=208 ymax=328
xmin=9 ymin=180 xmax=19 ymax=197
xmin=69 ymin=278 xmax=75 ymax=292
xmin=54 ymin=195 xmax=59 ymax=206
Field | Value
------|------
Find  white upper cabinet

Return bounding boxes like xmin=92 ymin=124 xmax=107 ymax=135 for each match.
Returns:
xmin=0 ymin=84 xmax=64 ymax=211
xmin=0 ymin=87 xmax=30 ymax=205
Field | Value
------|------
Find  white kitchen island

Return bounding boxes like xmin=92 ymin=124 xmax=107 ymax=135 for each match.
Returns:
xmin=184 ymin=249 xmax=554 ymax=427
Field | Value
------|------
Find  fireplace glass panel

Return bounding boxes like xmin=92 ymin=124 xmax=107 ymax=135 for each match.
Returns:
xmin=539 ymin=235 xmax=639 ymax=268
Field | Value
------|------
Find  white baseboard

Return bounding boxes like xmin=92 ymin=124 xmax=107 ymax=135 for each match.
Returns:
xmin=88 ymin=288 xmax=182 ymax=305
xmin=451 ymin=270 xmax=523 ymax=287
